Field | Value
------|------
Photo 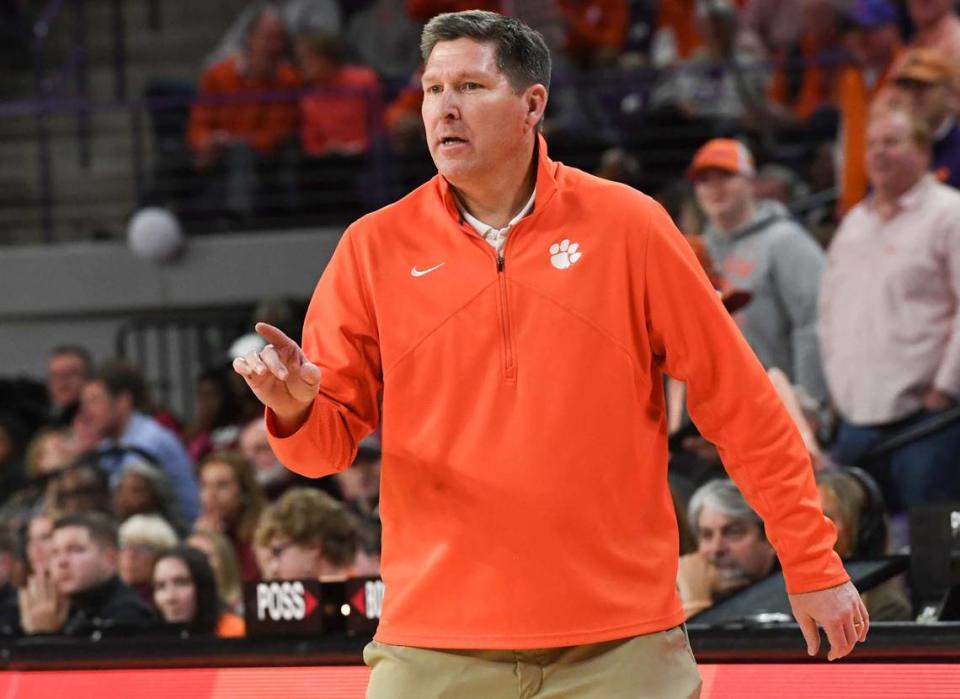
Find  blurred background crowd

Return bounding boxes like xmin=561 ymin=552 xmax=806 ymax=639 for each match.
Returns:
xmin=0 ymin=0 xmax=958 ymax=639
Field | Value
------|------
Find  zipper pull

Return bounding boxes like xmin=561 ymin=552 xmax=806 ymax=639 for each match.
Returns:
xmin=497 ymin=255 xmax=505 ymax=272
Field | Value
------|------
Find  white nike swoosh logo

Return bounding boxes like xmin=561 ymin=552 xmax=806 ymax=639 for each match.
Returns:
xmin=411 ymin=262 xmax=445 ymax=277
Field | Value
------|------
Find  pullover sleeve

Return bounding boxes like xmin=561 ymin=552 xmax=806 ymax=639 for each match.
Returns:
xmin=770 ymin=227 xmax=830 ymax=403
xmin=642 ymin=202 xmax=848 ymax=594
xmin=266 ymin=227 xmax=382 ymax=477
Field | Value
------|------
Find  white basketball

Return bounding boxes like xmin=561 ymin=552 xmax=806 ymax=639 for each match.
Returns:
xmin=127 ymin=207 xmax=183 ymax=263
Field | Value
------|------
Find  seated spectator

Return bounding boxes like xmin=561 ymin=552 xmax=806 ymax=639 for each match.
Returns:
xmin=767 ymin=0 xmax=849 ymax=124
xmin=907 ymin=0 xmax=960 ymax=67
xmin=239 ymin=417 xmax=288 ymax=497
xmin=819 ymin=106 xmax=960 ymax=513
xmin=0 ymin=531 xmax=21 ymax=636
xmin=374 ymin=67 xmax=437 ymax=207
xmin=254 ymin=488 xmax=357 ymax=581
xmin=0 ymin=413 xmax=28 ymax=507
xmin=45 ymin=345 xmax=93 ymax=428
xmin=353 ymin=513 xmax=383 ymax=577
xmin=118 ymin=514 xmax=179 ymax=603
xmin=739 ymin=0 xmax=804 ymax=56
xmin=185 ymin=529 xmax=244 ymax=615
xmin=345 ymin=0 xmax=424 ymax=83
xmin=296 ymin=33 xmax=382 ymax=156
xmin=77 ymin=361 xmax=199 ymax=523
xmin=677 ymin=479 xmax=777 ymax=618
xmin=187 ymin=7 xmax=301 ymax=223
xmin=182 ymin=366 xmax=245 ymax=463
xmin=50 ymin=463 xmax=111 ymax=516
xmin=816 ymin=468 xmax=912 ymax=620
xmin=238 ymin=417 xmax=339 ymax=501
xmin=152 ymin=546 xmax=245 ymax=637
xmin=0 ymin=423 xmax=69 ymax=528
xmin=883 ymin=48 xmax=960 ymax=189
xmin=194 ymin=451 xmax=265 ymax=581
xmin=837 ymin=0 xmax=904 ymax=213
xmin=295 ymin=32 xmax=383 ymax=221
xmin=653 ymin=0 xmax=749 ymax=66
xmin=23 ymin=511 xmax=56 ymax=578
xmin=112 ymin=458 xmax=187 ymax=536
xmin=689 ymin=138 xmax=829 ymax=402
xmin=205 ymin=0 xmax=343 ymax=68
xmin=17 ymin=512 xmax=157 ymax=636
xmin=560 ymin=0 xmax=629 ymax=69
xmin=651 ymin=0 xmax=769 ymax=126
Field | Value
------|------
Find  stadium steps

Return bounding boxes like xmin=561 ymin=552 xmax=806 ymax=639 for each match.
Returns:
xmin=0 ymin=0 xmax=250 ymax=242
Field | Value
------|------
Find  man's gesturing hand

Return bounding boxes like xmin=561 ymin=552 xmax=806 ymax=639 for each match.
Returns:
xmin=232 ymin=322 xmax=321 ymax=435
xmin=789 ymin=580 xmax=869 ymax=661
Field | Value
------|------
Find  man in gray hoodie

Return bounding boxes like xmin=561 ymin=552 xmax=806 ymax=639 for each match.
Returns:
xmin=690 ymin=138 xmax=828 ymax=403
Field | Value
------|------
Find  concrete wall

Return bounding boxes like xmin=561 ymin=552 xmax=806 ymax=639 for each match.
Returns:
xmin=0 ymin=228 xmax=341 ymax=413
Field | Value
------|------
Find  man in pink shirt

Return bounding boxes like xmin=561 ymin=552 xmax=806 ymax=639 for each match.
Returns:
xmin=819 ymin=105 xmax=960 ymax=513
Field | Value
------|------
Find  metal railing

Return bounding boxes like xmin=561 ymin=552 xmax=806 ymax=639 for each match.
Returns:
xmin=114 ymin=304 xmax=257 ymax=419
xmin=1 ymin=42 xmax=857 ymax=245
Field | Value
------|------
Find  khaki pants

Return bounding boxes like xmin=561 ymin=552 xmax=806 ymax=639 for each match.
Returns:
xmin=364 ymin=626 xmax=701 ymax=699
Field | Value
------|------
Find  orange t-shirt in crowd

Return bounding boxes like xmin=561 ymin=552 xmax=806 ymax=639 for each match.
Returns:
xmin=216 ymin=612 xmax=246 ymax=638
xmin=267 ymin=135 xmax=848 ymax=649
xmin=187 ymin=55 xmax=301 ymax=155
xmin=561 ymin=0 xmax=629 ymax=58
xmin=838 ymin=48 xmax=903 ymax=213
xmin=301 ymin=66 xmax=383 ymax=157
xmin=768 ymin=33 xmax=846 ymax=121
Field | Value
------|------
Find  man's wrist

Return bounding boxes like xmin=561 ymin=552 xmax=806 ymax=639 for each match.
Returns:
xmin=271 ymin=403 xmax=313 ymax=438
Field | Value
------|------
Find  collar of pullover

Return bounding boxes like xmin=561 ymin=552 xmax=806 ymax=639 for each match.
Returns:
xmin=437 ymin=133 xmax=560 ymax=230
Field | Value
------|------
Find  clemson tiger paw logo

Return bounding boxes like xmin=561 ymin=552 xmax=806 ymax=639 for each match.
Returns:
xmin=549 ymin=239 xmax=582 ymax=270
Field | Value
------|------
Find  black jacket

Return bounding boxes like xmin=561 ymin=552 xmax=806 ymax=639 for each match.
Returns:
xmin=61 ymin=575 xmax=158 ymax=637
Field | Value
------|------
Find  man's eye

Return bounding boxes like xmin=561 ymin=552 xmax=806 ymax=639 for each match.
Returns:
xmin=426 ymin=85 xmax=442 ymax=95
xmin=463 ymin=82 xmax=479 ymax=91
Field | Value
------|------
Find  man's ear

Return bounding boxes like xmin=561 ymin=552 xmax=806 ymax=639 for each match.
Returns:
xmin=524 ymin=84 xmax=548 ymax=131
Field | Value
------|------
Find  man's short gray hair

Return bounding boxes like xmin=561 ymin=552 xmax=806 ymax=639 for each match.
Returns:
xmin=687 ymin=478 xmax=764 ymax=537
xmin=420 ymin=10 xmax=552 ymax=93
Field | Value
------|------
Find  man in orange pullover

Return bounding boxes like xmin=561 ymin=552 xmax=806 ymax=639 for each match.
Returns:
xmin=234 ymin=10 xmax=868 ymax=698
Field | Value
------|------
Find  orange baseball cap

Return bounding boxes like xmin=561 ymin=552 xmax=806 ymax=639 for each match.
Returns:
xmin=893 ymin=48 xmax=955 ymax=86
xmin=687 ymin=138 xmax=756 ymax=180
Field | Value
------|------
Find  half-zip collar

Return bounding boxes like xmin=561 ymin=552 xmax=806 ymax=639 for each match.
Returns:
xmin=437 ymin=133 xmax=560 ymax=233
xmin=461 ymin=188 xmax=535 ymax=256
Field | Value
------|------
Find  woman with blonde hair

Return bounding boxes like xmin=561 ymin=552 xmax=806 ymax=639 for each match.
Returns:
xmin=185 ymin=528 xmax=244 ymax=614
xmin=195 ymin=450 xmax=266 ymax=581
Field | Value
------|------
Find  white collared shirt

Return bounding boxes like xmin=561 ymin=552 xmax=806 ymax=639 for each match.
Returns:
xmin=461 ymin=189 xmax=536 ymax=257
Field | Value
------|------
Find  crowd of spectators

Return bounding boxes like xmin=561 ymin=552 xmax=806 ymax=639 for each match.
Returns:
xmin=0 ymin=0 xmax=958 ymax=640
xmin=0 ymin=339 xmax=382 ymax=639
xmin=141 ymin=0 xmax=960 ymax=236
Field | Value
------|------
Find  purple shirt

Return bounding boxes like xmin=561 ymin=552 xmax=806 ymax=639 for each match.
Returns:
xmin=819 ymin=175 xmax=960 ymax=424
